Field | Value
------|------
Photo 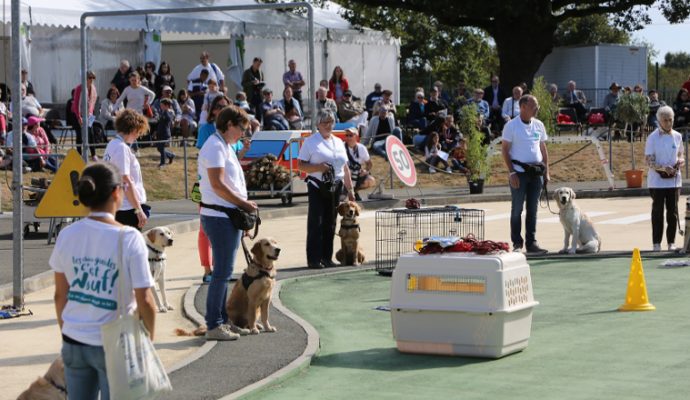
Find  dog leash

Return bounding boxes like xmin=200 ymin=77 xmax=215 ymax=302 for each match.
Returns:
xmin=540 ymin=180 xmax=560 ymax=215
xmin=240 ymin=210 xmax=261 ymax=268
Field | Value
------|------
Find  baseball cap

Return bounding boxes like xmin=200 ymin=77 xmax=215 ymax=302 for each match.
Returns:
xmin=26 ymin=116 xmax=44 ymax=127
xmin=162 ymin=85 xmax=173 ymax=92
xmin=343 ymin=89 xmax=352 ymax=96
xmin=344 ymin=127 xmax=358 ymax=135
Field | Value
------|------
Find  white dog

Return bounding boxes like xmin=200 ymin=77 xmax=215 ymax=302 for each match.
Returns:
xmin=144 ymin=227 xmax=175 ymax=312
xmin=554 ymin=187 xmax=602 ymax=254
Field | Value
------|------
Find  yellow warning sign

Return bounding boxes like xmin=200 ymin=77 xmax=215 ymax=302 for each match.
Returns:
xmin=34 ymin=149 xmax=89 ymax=218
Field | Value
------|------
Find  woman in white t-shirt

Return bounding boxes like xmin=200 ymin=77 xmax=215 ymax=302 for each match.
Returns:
xmin=298 ymin=109 xmax=356 ymax=269
xmin=198 ymin=105 xmax=257 ymax=341
xmin=644 ymin=105 xmax=685 ymax=252
xmin=103 ymin=109 xmax=150 ymax=229
xmin=51 ymin=162 xmax=156 ymax=400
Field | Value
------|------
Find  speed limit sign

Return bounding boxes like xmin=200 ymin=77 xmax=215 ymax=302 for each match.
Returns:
xmin=385 ymin=135 xmax=417 ymax=187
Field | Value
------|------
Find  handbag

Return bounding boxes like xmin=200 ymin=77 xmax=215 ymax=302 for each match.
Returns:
xmin=143 ymin=102 xmax=154 ymax=119
xmin=200 ymin=202 xmax=260 ymax=231
xmin=101 ymin=228 xmax=172 ymax=400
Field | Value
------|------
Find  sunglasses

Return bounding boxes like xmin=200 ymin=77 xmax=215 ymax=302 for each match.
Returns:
xmin=345 ymin=133 xmax=355 ymax=137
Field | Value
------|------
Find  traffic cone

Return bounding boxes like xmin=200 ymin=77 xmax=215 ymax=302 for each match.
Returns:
xmin=618 ymin=248 xmax=656 ymax=312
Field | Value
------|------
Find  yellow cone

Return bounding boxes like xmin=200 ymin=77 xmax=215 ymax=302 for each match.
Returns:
xmin=618 ymin=248 xmax=656 ymax=312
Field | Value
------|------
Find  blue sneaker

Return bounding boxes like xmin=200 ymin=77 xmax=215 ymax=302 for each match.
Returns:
xmin=202 ymin=273 xmax=212 ymax=284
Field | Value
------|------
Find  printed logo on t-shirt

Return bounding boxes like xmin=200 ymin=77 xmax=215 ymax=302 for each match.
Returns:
xmin=67 ymin=255 xmax=119 ymax=310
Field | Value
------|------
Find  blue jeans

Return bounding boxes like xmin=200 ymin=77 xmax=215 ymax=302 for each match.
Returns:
xmin=201 ymin=215 xmax=241 ymax=330
xmin=510 ymin=173 xmax=543 ymax=248
xmin=61 ymin=341 xmax=109 ymax=400
xmin=156 ymin=142 xmax=174 ymax=166
xmin=372 ymin=128 xmax=402 ymax=158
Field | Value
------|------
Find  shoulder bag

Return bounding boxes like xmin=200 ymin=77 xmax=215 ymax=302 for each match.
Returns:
xmin=200 ymin=202 xmax=260 ymax=231
xmin=101 ymin=228 xmax=172 ymax=399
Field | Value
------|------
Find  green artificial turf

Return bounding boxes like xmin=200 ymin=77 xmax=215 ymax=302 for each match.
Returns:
xmin=251 ymin=258 xmax=690 ymax=400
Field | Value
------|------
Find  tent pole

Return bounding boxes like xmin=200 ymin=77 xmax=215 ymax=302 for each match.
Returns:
xmin=11 ymin=0 xmax=24 ymax=309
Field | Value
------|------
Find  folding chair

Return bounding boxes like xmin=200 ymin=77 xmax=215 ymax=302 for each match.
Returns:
xmin=555 ymin=107 xmax=582 ymax=136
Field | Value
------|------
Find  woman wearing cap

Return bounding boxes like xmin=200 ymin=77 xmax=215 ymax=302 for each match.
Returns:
xmin=72 ymin=71 xmax=99 ymax=161
xmin=298 ymin=109 xmax=356 ymax=269
xmin=645 ymin=105 xmax=684 ymax=252
xmin=103 ymin=109 xmax=150 ymax=230
xmin=344 ymin=127 xmax=375 ymax=201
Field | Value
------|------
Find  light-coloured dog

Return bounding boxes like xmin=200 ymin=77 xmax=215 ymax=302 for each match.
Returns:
xmin=17 ymin=357 xmax=67 ymax=400
xmin=144 ymin=227 xmax=175 ymax=312
xmin=335 ymin=201 xmax=365 ymax=266
xmin=226 ymin=238 xmax=280 ymax=334
xmin=554 ymin=187 xmax=602 ymax=254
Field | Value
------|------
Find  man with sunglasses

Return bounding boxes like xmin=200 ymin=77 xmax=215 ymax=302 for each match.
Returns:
xmin=337 ymin=90 xmax=368 ymax=132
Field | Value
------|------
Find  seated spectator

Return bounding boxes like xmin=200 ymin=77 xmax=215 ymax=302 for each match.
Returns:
xmin=21 ymin=69 xmax=35 ymax=96
xmin=548 ymin=83 xmax=560 ymax=107
xmin=603 ymin=82 xmax=621 ymax=123
xmin=438 ymin=115 xmax=461 ymax=152
xmin=425 ymin=132 xmax=450 ymax=174
xmin=365 ymin=83 xmax=384 ymax=116
xmin=343 ymin=127 xmax=376 ymax=201
xmin=197 ymin=95 xmax=231 ymax=149
xmin=425 ymin=87 xmax=448 ymax=122
xmin=683 ymin=74 xmax=690 ymax=93
xmin=177 ymin=89 xmax=197 ymax=139
xmin=199 ymin=79 xmax=224 ymax=124
xmin=0 ymin=85 xmax=8 ymax=139
xmin=188 ymin=69 xmax=209 ymax=121
xmin=467 ymin=88 xmax=490 ymax=122
xmin=98 ymin=87 xmax=122 ymax=130
xmin=235 ymin=91 xmax=251 ymax=113
xmin=365 ymin=106 xmax=402 ymax=158
xmin=502 ymin=86 xmax=523 ymax=122
xmin=563 ymin=80 xmax=587 ymax=122
xmin=407 ymin=91 xmax=427 ymax=130
xmin=27 ymin=116 xmax=57 ymax=172
xmin=259 ymin=88 xmax=289 ymax=131
xmin=279 ymin=86 xmax=303 ymax=130
xmin=648 ymin=89 xmax=666 ymax=128
xmin=372 ymin=89 xmax=395 ymax=118
xmin=673 ymin=88 xmax=690 ymax=127
xmin=434 ymin=80 xmax=452 ymax=105
xmin=143 ymin=61 xmax=158 ymax=93
xmin=111 ymin=59 xmax=133 ymax=94
xmin=449 ymin=139 xmax=469 ymax=174
xmin=337 ymin=89 xmax=368 ymax=131
xmin=153 ymin=85 xmax=182 ymax=120
xmin=328 ymin=66 xmax=349 ymax=102
xmin=316 ymin=87 xmax=338 ymax=117
xmin=17 ymin=83 xmax=43 ymax=117
xmin=5 ymin=118 xmax=43 ymax=172
xmin=455 ymin=81 xmax=471 ymax=108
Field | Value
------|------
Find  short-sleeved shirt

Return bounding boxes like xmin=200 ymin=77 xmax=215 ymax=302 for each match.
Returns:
xmin=187 ymin=63 xmax=225 ymax=85
xmin=49 ymin=219 xmax=154 ymax=345
xmin=645 ymin=129 xmax=683 ymax=188
xmin=502 ymin=116 xmax=548 ymax=172
xmin=197 ymin=122 xmax=244 ymax=154
xmin=283 ymin=70 xmax=304 ymax=93
xmin=198 ymin=133 xmax=248 ymax=218
xmin=298 ymin=132 xmax=348 ymax=183
xmin=104 ymin=136 xmax=147 ymax=210
xmin=346 ymin=143 xmax=370 ymax=166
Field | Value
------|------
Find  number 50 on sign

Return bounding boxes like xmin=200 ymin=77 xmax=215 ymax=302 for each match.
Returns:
xmin=385 ymin=136 xmax=417 ymax=187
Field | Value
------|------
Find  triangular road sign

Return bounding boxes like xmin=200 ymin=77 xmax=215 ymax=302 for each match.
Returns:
xmin=34 ymin=149 xmax=88 ymax=218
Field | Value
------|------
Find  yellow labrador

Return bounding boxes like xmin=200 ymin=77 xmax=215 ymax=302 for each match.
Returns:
xmin=17 ymin=357 xmax=67 ymax=400
xmin=144 ymin=227 xmax=175 ymax=312
xmin=335 ymin=201 xmax=365 ymax=266
xmin=554 ymin=187 xmax=602 ymax=254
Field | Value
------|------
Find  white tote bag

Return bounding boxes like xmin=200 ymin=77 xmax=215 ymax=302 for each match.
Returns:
xmin=101 ymin=228 xmax=172 ymax=399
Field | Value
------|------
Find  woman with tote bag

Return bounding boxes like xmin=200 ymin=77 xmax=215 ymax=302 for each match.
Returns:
xmin=51 ymin=163 xmax=169 ymax=399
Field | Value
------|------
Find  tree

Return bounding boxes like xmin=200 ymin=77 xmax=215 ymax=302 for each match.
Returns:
xmin=336 ymin=0 xmax=690 ymax=91
xmin=664 ymin=52 xmax=690 ymax=69
xmin=554 ymin=14 xmax=630 ymax=46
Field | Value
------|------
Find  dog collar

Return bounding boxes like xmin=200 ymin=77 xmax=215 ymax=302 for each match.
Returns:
xmin=148 ymin=257 xmax=165 ymax=262
xmin=147 ymin=244 xmax=163 ymax=255
xmin=48 ymin=377 xmax=68 ymax=396
xmin=340 ymin=223 xmax=360 ymax=231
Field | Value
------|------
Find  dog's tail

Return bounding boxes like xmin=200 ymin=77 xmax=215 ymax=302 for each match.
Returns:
xmin=174 ymin=326 xmax=207 ymax=337
xmin=597 ymin=234 xmax=602 ymax=253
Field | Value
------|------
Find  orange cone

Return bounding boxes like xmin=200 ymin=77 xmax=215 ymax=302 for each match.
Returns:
xmin=618 ymin=248 xmax=656 ymax=312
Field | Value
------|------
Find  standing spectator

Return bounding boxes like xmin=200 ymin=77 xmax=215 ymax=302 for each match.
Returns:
xmin=51 ymin=162 xmax=157 ymax=400
xmin=111 ymin=59 xmax=133 ymax=94
xmin=337 ymin=89 xmax=368 ymax=131
xmin=502 ymin=94 xmax=549 ymax=254
xmin=328 ymin=66 xmax=349 ymax=102
xmin=199 ymin=79 xmax=223 ymax=124
xmin=282 ymin=59 xmax=305 ymax=109
xmin=298 ymin=109 xmax=356 ymax=269
xmin=603 ymin=82 xmax=622 ymax=123
xmin=563 ymin=80 xmax=587 ymax=123
xmin=155 ymin=98 xmax=176 ymax=168
xmin=502 ymin=86 xmax=523 ymax=122
xmin=197 ymin=95 xmax=231 ymax=149
xmin=316 ymin=87 xmax=338 ymax=116
xmin=115 ymin=71 xmax=156 ymax=116
xmin=407 ymin=91 xmax=427 ymax=130
xmin=0 ymin=86 xmax=8 ymax=139
xmin=241 ymin=57 xmax=265 ymax=114
xmin=187 ymin=51 xmax=225 ymax=92
xmin=72 ymin=71 xmax=99 ymax=161
xmin=21 ymin=69 xmax=35 ymax=96
xmin=279 ymin=86 xmax=304 ymax=130
xmin=484 ymin=75 xmax=508 ymax=132
xmin=645 ymin=106 xmax=684 ymax=252
xmin=365 ymin=83 xmax=384 ymax=116
xmin=259 ymin=88 xmax=289 ymax=131
xmin=343 ymin=127 xmax=375 ymax=201
xmin=198 ymin=105 xmax=256 ymax=340
xmin=425 ymin=132 xmax=451 ymax=174
xmin=98 ymin=88 xmax=121 ymax=130
xmin=672 ymin=88 xmax=690 ymax=127
xmin=648 ymin=90 xmax=666 ymax=128
xmin=366 ymin=106 xmax=402 ymax=157
xmin=155 ymin=61 xmax=176 ymax=98
xmin=143 ymin=61 xmax=158 ymax=93
xmin=177 ymin=89 xmax=197 ymax=140
xmin=27 ymin=116 xmax=58 ymax=172
xmin=188 ymin=69 xmax=209 ymax=121
xmin=103 ymin=109 xmax=150 ymax=230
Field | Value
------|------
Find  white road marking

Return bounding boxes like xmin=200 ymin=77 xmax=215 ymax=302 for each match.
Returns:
xmin=539 ymin=211 xmax=616 ymax=224
xmin=599 ymin=213 xmax=650 ymax=225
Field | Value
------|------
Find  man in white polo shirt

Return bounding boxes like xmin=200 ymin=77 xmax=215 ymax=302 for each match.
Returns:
xmin=501 ymin=94 xmax=550 ymax=254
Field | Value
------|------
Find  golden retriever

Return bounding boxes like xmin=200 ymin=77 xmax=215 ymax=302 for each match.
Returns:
xmin=335 ymin=201 xmax=365 ymax=266
xmin=226 ymin=238 xmax=281 ymax=334
xmin=554 ymin=187 xmax=602 ymax=254
xmin=17 ymin=356 xmax=67 ymax=400
xmin=144 ymin=227 xmax=175 ymax=312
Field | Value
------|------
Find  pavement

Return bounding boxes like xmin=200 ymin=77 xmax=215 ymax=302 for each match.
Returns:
xmin=2 ymin=180 xmax=690 ymax=399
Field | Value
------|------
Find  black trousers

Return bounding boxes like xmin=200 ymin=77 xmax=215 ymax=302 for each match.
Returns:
xmin=650 ymin=188 xmax=680 ymax=244
xmin=306 ymin=183 xmax=341 ymax=265
xmin=115 ymin=204 xmax=150 ymax=231
xmin=74 ymin=123 xmax=96 ymax=157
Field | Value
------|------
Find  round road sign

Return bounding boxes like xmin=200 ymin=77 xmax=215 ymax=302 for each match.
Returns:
xmin=385 ymin=135 xmax=417 ymax=187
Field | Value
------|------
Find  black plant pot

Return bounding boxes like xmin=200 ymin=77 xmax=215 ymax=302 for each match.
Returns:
xmin=468 ymin=179 xmax=484 ymax=194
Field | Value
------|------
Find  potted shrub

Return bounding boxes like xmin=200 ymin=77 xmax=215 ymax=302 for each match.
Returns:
xmin=458 ymin=105 xmax=490 ymax=194
xmin=614 ymin=93 xmax=649 ymax=188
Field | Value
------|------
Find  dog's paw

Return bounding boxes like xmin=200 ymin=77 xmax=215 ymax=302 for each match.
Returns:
xmin=256 ymin=322 xmax=264 ymax=331
xmin=264 ymin=325 xmax=277 ymax=333
xmin=165 ymin=305 xmax=175 ymax=311
xmin=250 ymin=327 xmax=260 ymax=335
xmin=158 ymin=307 xmax=168 ymax=313
xmin=568 ymin=249 xmax=576 ymax=255
xmin=558 ymin=248 xmax=568 ymax=254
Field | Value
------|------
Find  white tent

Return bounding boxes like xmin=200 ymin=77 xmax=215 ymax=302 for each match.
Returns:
xmin=0 ymin=0 xmax=400 ymax=105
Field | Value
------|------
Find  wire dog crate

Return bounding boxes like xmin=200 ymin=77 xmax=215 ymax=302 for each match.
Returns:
xmin=375 ymin=206 xmax=485 ymax=275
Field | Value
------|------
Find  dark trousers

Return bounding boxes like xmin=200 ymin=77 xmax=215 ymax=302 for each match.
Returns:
xmin=306 ymin=183 xmax=339 ymax=265
xmin=75 ymin=123 xmax=96 ymax=157
xmin=156 ymin=142 xmax=175 ymax=166
xmin=650 ymin=188 xmax=680 ymax=244
xmin=115 ymin=204 xmax=150 ymax=231
xmin=510 ymin=173 xmax=543 ymax=248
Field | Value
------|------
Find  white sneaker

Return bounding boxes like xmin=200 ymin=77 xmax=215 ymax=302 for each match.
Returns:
xmin=428 ymin=167 xmax=436 ymax=174
xmin=91 ymin=155 xmax=99 ymax=162
xmin=205 ymin=325 xmax=239 ymax=341
xmin=445 ymin=167 xmax=452 ymax=173
xmin=223 ymin=323 xmax=251 ymax=336
xmin=668 ymin=243 xmax=677 ymax=251
xmin=653 ymin=243 xmax=661 ymax=252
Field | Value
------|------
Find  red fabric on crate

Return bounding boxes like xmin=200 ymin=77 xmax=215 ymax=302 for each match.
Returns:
xmin=417 ymin=235 xmax=509 ymax=255
xmin=557 ymin=113 xmax=573 ymax=124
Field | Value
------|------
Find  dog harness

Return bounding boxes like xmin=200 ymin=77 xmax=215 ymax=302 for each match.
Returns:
xmin=147 ymin=244 xmax=165 ymax=262
xmin=241 ymin=268 xmax=272 ymax=290
xmin=340 ymin=223 xmax=360 ymax=232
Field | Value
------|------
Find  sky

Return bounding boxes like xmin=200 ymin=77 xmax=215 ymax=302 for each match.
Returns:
xmin=634 ymin=6 xmax=690 ymax=63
